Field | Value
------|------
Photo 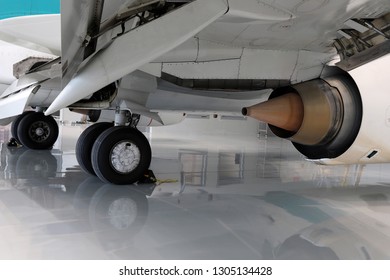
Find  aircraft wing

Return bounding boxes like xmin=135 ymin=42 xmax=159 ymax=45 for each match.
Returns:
xmin=45 ymin=0 xmax=390 ymax=115
xmin=47 ymin=0 xmax=229 ymax=115
xmin=0 ymin=15 xmax=60 ymax=56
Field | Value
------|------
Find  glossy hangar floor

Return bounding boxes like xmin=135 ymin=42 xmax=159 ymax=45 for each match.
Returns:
xmin=1 ymin=117 xmax=390 ymax=260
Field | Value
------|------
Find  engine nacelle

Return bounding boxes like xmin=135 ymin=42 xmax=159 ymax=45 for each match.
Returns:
xmin=243 ymin=71 xmax=363 ymax=160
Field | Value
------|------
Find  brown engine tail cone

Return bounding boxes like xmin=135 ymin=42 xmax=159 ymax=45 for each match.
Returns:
xmin=242 ymin=93 xmax=304 ymax=132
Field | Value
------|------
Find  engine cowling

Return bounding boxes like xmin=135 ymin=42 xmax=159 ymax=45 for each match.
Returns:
xmin=242 ymin=71 xmax=363 ymax=160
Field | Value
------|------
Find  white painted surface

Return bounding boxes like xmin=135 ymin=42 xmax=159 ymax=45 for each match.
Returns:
xmin=318 ymin=54 xmax=390 ymax=164
xmin=45 ymin=0 xmax=229 ymax=115
xmin=0 ymin=86 xmax=36 ymax=119
xmin=0 ymin=15 xmax=61 ymax=55
xmin=0 ymin=40 xmax=56 ymax=85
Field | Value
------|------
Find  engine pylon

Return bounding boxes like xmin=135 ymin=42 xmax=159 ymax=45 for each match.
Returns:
xmin=242 ymin=92 xmax=304 ymax=132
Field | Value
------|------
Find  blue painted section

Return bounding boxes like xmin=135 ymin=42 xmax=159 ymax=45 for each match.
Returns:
xmin=263 ymin=191 xmax=340 ymax=224
xmin=0 ymin=0 xmax=60 ymax=20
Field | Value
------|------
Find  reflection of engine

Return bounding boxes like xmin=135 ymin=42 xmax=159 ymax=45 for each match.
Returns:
xmin=261 ymin=189 xmax=390 ymax=260
xmin=242 ymin=67 xmax=390 ymax=164
xmin=276 ymin=235 xmax=339 ymax=260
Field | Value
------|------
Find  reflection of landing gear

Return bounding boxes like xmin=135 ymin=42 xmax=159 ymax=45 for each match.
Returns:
xmin=76 ymin=111 xmax=152 ymax=185
xmin=11 ymin=111 xmax=59 ymax=150
xmin=15 ymin=149 xmax=58 ymax=179
xmin=89 ymin=185 xmax=149 ymax=234
xmin=73 ymin=176 xmax=152 ymax=249
xmin=6 ymin=147 xmax=58 ymax=183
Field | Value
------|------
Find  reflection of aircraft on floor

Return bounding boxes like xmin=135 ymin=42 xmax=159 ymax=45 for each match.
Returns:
xmin=2 ymin=160 xmax=390 ymax=259
xmin=1 ymin=0 xmax=390 ymax=184
xmin=0 ymin=176 xmax=152 ymax=257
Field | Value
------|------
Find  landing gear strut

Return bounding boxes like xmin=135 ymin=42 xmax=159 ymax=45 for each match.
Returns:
xmin=11 ymin=111 xmax=59 ymax=150
xmin=76 ymin=111 xmax=152 ymax=185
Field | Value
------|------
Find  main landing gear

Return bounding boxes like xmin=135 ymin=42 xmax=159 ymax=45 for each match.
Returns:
xmin=11 ymin=111 xmax=59 ymax=150
xmin=11 ymin=110 xmax=151 ymax=185
xmin=76 ymin=111 xmax=152 ymax=185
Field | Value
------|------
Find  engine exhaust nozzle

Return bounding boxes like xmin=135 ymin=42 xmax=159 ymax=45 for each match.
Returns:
xmin=242 ymin=92 xmax=304 ymax=132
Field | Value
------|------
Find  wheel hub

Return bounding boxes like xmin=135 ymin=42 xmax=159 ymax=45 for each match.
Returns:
xmin=110 ymin=141 xmax=141 ymax=174
xmin=35 ymin=127 xmax=45 ymax=137
xmin=108 ymin=198 xmax=137 ymax=229
xmin=29 ymin=121 xmax=50 ymax=142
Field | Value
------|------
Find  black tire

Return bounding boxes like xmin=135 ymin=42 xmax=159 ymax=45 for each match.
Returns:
xmin=17 ymin=112 xmax=59 ymax=150
xmin=11 ymin=111 xmax=35 ymax=143
xmin=91 ymin=126 xmax=151 ymax=184
xmin=76 ymin=122 xmax=113 ymax=175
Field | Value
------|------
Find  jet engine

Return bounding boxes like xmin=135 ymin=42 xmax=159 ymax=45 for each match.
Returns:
xmin=242 ymin=71 xmax=363 ymax=160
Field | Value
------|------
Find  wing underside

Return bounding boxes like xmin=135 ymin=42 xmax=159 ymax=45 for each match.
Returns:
xmin=1 ymin=0 xmax=390 ymax=119
xmin=60 ymin=0 xmax=390 ymax=87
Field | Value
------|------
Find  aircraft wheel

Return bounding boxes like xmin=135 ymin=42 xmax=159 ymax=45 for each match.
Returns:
xmin=11 ymin=111 xmax=35 ymax=143
xmin=17 ymin=112 xmax=59 ymax=150
xmin=76 ymin=122 xmax=113 ymax=175
xmin=91 ymin=126 xmax=151 ymax=184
